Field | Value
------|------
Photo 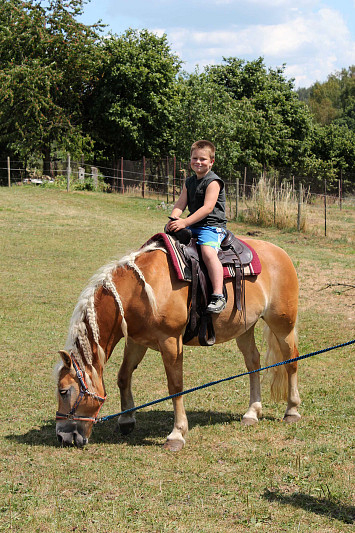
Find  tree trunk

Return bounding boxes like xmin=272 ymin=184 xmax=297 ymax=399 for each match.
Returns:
xmin=42 ymin=144 xmax=51 ymax=176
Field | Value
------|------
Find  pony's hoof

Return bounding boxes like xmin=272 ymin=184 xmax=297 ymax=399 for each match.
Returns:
xmin=283 ymin=414 xmax=301 ymax=424
xmin=241 ymin=417 xmax=258 ymax=426
xmin=163 ymin=439 xmax=184 ymax=452
xmin=118 ymin=421 xmax=136 ymax=435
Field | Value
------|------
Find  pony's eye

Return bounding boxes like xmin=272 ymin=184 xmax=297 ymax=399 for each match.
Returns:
xmin=59 ymin=389 xmax=69 ymax=397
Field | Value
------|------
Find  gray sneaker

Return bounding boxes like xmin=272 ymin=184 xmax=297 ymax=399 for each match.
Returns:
xmin=206 ymin=294 xmax=226 ymax=314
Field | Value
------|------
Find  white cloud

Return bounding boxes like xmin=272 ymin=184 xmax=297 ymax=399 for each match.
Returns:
xmin=82 ymin=0 xmax=355 ymax=87
xmin=165 ymin=6 xmax=355 ymax=86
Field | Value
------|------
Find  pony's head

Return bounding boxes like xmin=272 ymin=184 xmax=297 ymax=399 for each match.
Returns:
xmin=55 ymin=244 xmax=159 ymax=446
xmin=55 ymin=265 xmax=109 ymax=447
xmin=55 ymin=349 xmax=106 ymax=447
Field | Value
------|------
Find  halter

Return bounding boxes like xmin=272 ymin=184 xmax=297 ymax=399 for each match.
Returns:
xmin=56 ymin=353 xmax=107 ymax=424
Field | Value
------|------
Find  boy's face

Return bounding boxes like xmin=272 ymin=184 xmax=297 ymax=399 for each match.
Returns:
xmin=190 ymin=148 xmax=214 ymax=178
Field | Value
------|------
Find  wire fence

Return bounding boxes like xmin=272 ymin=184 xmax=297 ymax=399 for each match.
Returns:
xmin=1 ymin=154 xmax=354 ymax=238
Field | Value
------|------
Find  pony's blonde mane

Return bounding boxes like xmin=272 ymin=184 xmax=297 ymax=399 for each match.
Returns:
xmin=61 ymin=242 xmax=165 ymax=375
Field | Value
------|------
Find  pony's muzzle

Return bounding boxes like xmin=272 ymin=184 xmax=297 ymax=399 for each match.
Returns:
xmin=56 ymin=422 xmax=89 ymax=448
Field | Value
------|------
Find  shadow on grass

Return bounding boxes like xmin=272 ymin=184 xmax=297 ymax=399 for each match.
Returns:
xmin=5 ymin=409 xmax=250 ymax=448
xmin=263 ymin=488 xmax=354 ymax=525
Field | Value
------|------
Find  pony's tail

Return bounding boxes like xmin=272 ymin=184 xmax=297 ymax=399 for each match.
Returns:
xmin=263 ymin=324 xmax=289 ymax=401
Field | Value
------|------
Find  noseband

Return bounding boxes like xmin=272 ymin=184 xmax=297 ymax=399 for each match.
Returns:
xmin=56 ymin=353 xmax=107 ymax=424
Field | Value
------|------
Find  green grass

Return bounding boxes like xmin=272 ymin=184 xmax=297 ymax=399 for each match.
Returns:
xmin=0 ymin=187 xmax=354 ymax=532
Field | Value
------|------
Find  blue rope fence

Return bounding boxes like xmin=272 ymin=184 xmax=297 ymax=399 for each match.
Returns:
xmin=98 ymin=339 xmax=355 ymax=423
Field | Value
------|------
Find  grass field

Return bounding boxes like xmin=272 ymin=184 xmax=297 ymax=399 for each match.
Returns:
xmin=0 ymin=187 xmax=354 ymax=532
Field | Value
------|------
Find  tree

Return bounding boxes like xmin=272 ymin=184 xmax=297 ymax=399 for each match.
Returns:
xmin=301 ymin=66 xmax=355 ymax=129
xmin=173 ymin=58 xmax=313 ymax=177
xmin=0 ymin=0 xmax=102 ymax=171
xmin=308 ymin=77 xmax=342 ymax=125
xmin=173 ymin=70 xmax=245 ymax=176
xmin=337 ymin=66 xmax=355 ymax=130
xmin=207 ymin=58 xmax=313 ymax=170
xmin=296 ymin=66 xmax=355 ymax=188
xmin=84 ymin=29 xmax=181 ymax=160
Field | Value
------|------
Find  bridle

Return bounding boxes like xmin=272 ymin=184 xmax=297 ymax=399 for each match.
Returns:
xmin=56 ymin=353 xmax=107 ymax=424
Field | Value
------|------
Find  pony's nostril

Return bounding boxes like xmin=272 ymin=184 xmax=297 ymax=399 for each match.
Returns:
xmin=56 ymin=431 xmax=74 ymax=447
xmin=73 ymin=431 xmax=87 ymax=448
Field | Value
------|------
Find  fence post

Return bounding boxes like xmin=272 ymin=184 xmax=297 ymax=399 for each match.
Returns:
xmin=235 ymin=177 xmax=239 ymax=220
xmin=7 ymin=156 xmax=10 ymax=187
xmin=142 ymin=156 xmax=145 ymax=198
xmin=324 ymin=179 xmax=327 ymax=237
xmin=166 ymin=156 xmax=169 ymax=204
xmin=273 ymin=177 xmax=276 ymax=225
xmin=297 ymin=182 xmax=302 ymax=232
xmin=91 ymin=167 xmax=98 ymax=190
xmin=243 ymin=167 xmax=247 ymax=198
xmin=339 ymin=170 xmax=342 ymax=211
xmin=173 ymin=155 xmax=176 ymax=203
xmin=66 ymin=153 xmax=71 ymax=192
xmin=121 ymin=157 xmax=124 ymax=194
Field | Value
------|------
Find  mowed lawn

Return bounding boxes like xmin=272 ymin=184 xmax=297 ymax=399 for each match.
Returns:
xmin=0 ymin=186 xmax=354 ymax=532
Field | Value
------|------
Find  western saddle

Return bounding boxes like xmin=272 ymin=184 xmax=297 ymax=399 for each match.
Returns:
xmin=165 ymin=226 xmax=255 ymax=346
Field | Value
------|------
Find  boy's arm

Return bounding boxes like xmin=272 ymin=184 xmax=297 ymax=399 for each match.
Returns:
xmin=167 ymin=186 xmax=188 ymax=228
xmin=168 ymin=181 xmax=221 ymax=231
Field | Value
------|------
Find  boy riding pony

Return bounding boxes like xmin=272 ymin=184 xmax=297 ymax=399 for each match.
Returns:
xmin=166 ymin=140 xmax=227 ymax=313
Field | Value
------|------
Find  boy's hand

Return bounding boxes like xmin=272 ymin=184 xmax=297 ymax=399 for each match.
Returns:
xmin=167 ymin=217 xmax=187 ymax=232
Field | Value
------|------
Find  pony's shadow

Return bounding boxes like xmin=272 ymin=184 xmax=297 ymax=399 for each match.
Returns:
xmin=5 ymin=410 xmax=261 ymax=448
xmin=263 ymin=488 xmax=354 ymax=525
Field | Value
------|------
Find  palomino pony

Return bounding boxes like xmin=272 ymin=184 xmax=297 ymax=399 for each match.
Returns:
xmin=55 ymin=237 xmax=301 ymax=450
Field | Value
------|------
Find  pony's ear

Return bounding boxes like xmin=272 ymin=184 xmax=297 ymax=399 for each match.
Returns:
xmin=59 ymin=350 xmax=72 ymax=368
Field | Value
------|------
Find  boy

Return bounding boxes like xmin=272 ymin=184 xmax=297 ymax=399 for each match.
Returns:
xmin=167 ymin=140 xmax=227 ymax=313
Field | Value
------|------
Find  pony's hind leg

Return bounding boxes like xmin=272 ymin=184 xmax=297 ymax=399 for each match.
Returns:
xmin=264 ymin=324 xmax=301 ymax=423
xmin=281 ymin=332 xmax=301 ymax=423
xmin=117 ymin=338 xmax=147 ymax=435
xmin=236 ymin=326 xmax=263 ymax=426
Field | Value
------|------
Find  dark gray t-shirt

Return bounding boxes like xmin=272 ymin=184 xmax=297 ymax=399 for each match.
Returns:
xmin=185 ymin=170 xmax=227 ymax=228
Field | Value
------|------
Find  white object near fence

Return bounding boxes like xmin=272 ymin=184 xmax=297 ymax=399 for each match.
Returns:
xmin=78 ymin=167 xmax=85 ymax=182
xmin=91 ymin=167 xmax=98 ymax=189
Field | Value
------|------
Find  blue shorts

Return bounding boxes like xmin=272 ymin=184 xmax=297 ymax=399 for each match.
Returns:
xmin=189 ymin=226 xmax=227 ymax=251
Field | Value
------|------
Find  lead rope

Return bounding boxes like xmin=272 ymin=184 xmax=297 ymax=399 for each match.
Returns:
xmin=97 ymin=339 xmax=355 ymax=424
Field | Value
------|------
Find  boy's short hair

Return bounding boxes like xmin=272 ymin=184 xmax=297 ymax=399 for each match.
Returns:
xmin=190 ymin=140 xmax=215 ymax=160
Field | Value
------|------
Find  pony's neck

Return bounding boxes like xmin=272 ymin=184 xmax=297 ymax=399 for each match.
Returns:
xmin=90 ymin=283 xmax=125 ymax=362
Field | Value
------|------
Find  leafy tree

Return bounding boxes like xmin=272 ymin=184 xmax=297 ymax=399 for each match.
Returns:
xmin=0 ymin=0 xmax=102 ymax=171
xmin=84 ymin=29 xmax=181 ymax=160
xmin=308 ymin=77 xmax=342 ymax=125
xmin=174 ymin=58 xmax=312 ymax=176
xmin=296 ymin=66 xmax=355 ymax=188
xmin=300 ymin=66 xmax=355 ymax=129
xmin=210 ymin=58 xmax=313 ymax=170
xmin=337 ymin=66 xmax=355 ymax=130
xmin=173 ymin=70 xmax=245 ymax=176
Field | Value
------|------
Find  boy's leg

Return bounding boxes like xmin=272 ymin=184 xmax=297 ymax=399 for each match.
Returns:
xmin=200 ymin=245 xmax=224 ymax=295
xmin=189 ymin=226 xmax=227 ymax=313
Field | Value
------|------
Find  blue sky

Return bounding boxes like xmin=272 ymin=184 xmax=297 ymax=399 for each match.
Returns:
xmin=78 ymin=0 xmax=355 ymax=87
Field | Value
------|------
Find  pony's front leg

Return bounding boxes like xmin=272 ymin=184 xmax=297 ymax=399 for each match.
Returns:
xmin=159 ymin=335 xmax=188 ymax=451
xmin=236 ymin=327 xmax=263 ymax=425
xmin=117 ymin=338 xmax=147 ymax=435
